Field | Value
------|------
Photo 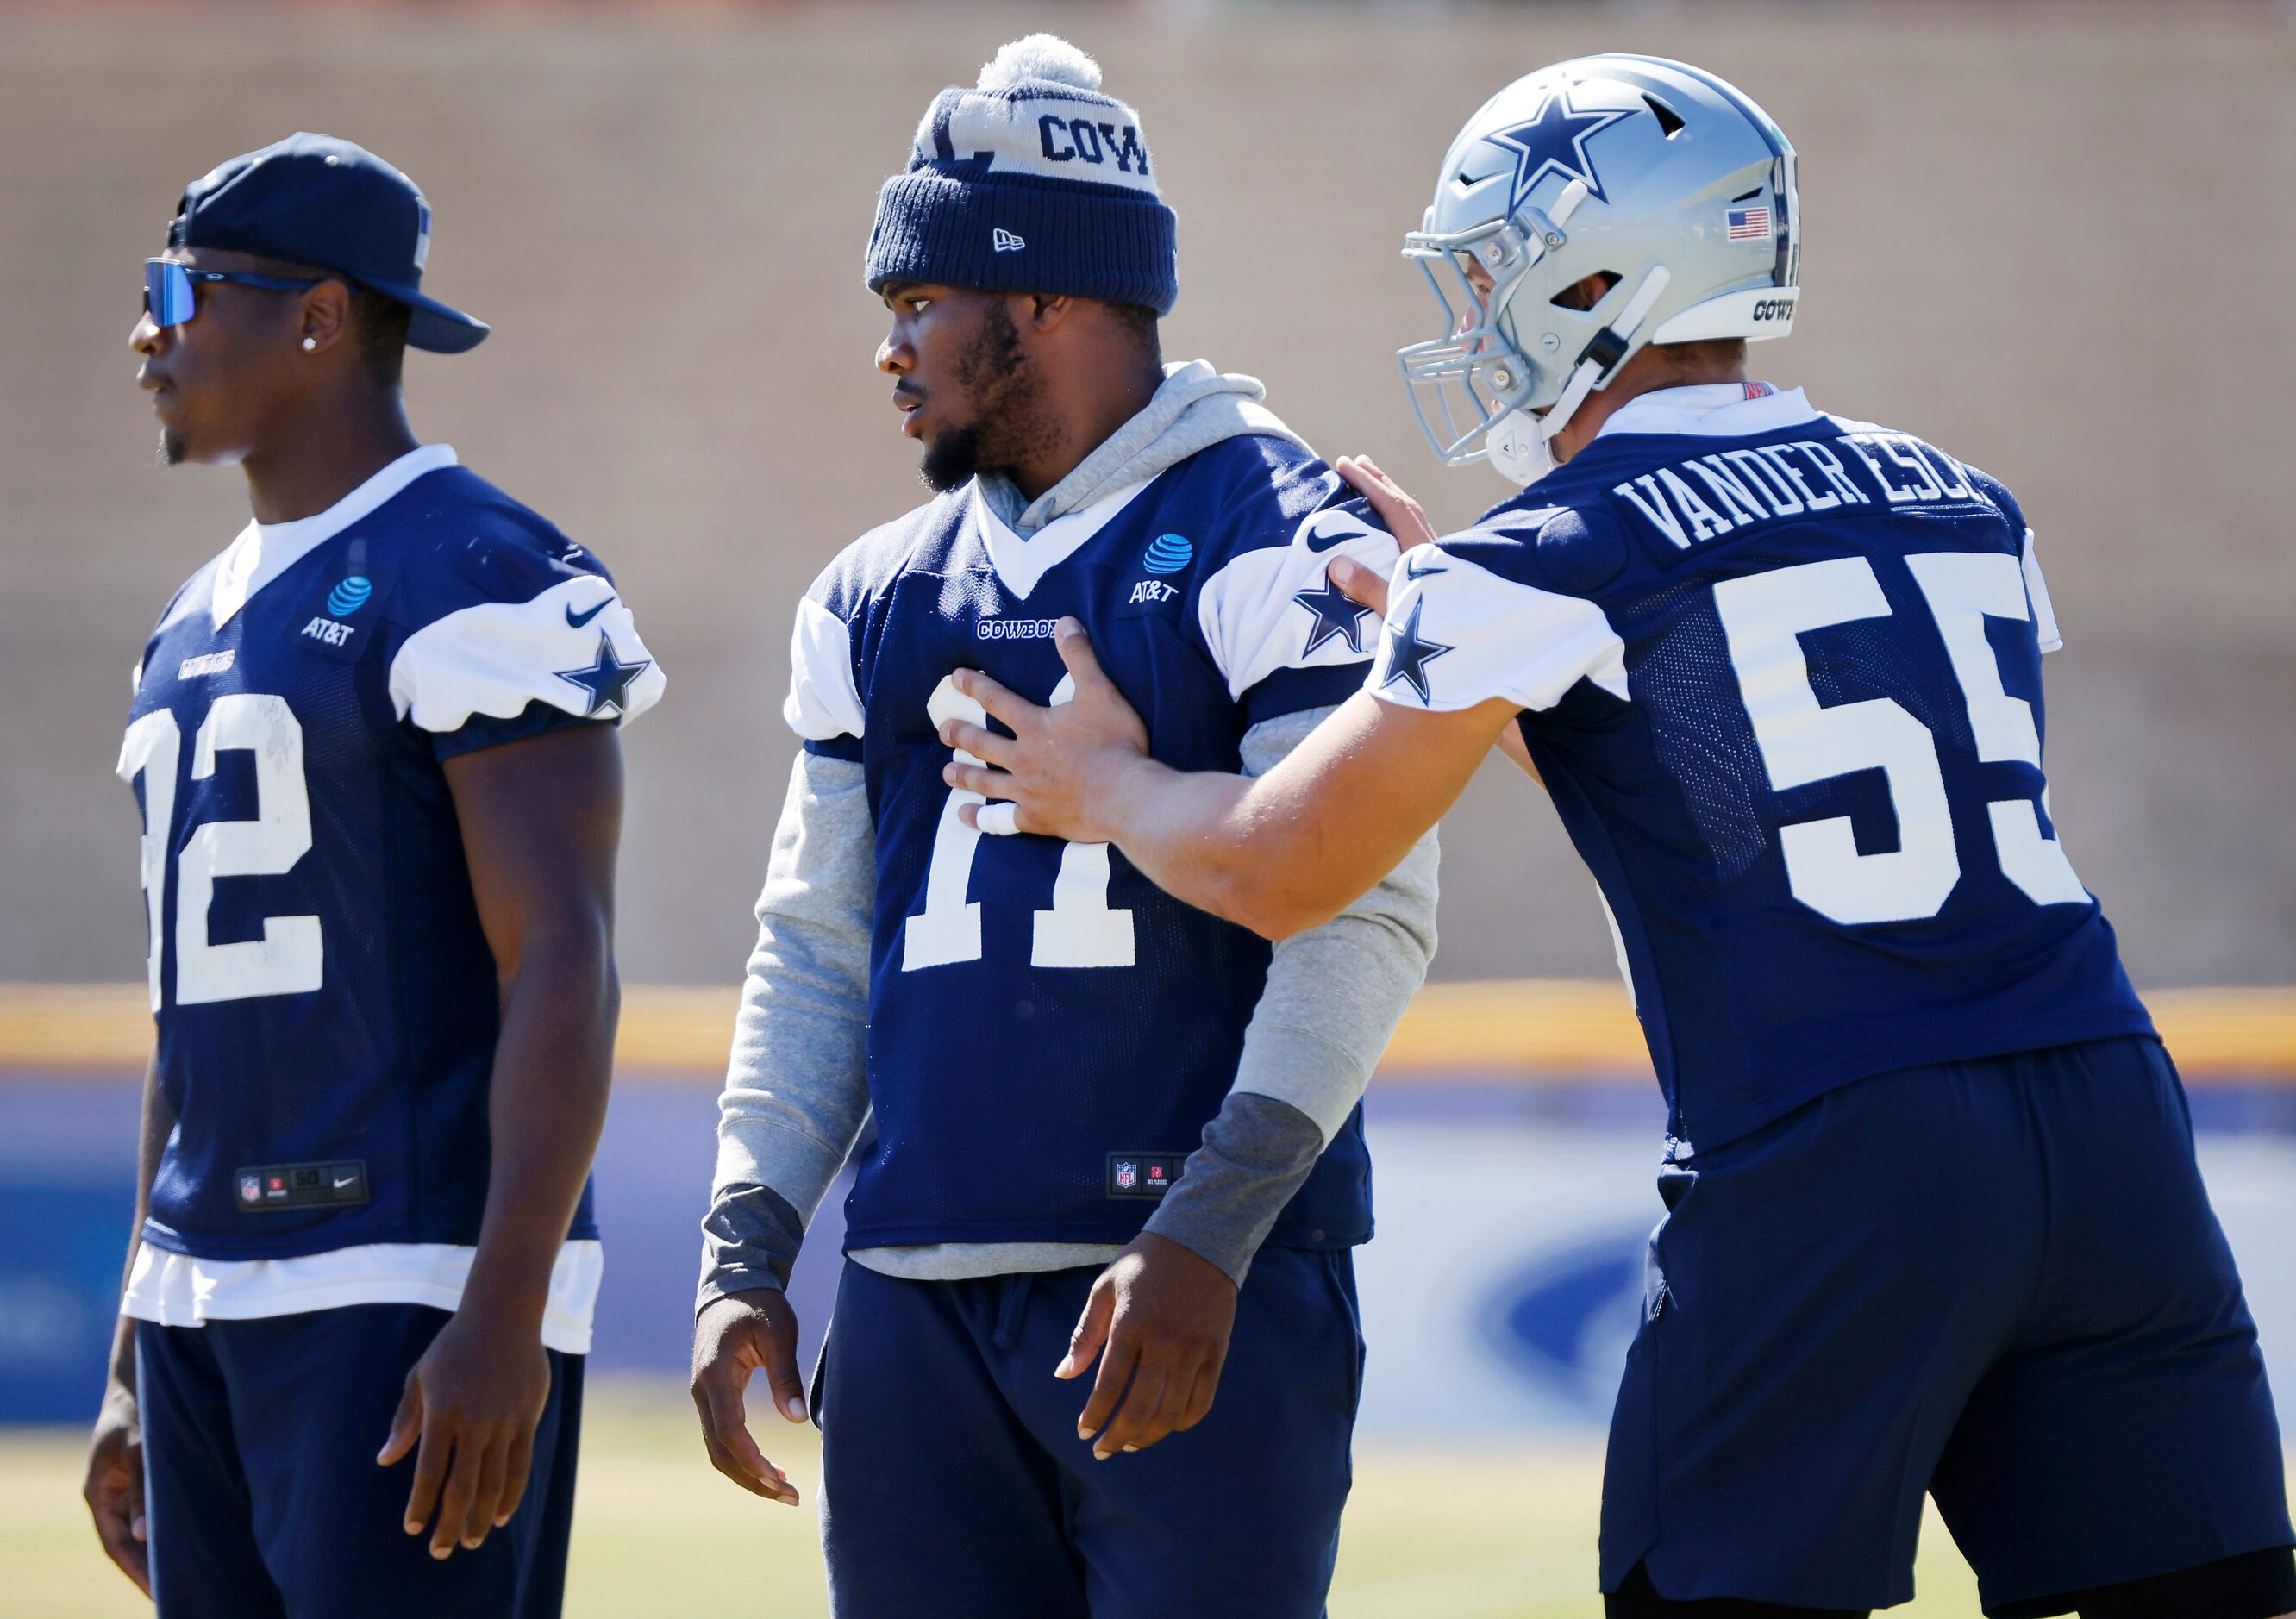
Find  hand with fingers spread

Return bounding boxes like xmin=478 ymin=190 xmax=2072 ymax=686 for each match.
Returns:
xmin=84 ymin=1374 xmax=149 ymax=1595
xmin=940 ymin=620 xmax=1153 ymax=846
xmin=1058 ymin=1233 xmax=1238 ymax=1461
xmin=376 ymin=1308 xmax=554 ymax=1560
xmin=689 ymin=1290 xmax=806 ymax=1505
xmin=1334 ymin=453 xmax=1439 ymax=558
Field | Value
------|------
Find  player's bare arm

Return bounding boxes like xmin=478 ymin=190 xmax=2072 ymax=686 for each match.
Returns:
xmin=378 ymin=723 xmax=622 ymax=1558
xmin=944 ymin=635 xmax=1507 ymax=940
xmin=83 ymin=1053 xmax=170 ymax=1595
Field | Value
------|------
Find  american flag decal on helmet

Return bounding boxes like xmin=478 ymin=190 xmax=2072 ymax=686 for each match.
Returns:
xmin=1727 ymin=204 xmax=1772 ymax=241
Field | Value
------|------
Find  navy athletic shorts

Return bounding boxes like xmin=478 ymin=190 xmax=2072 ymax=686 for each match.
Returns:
xmin=815 ymin=1247 xmax=1363 ymax=1618
xmin=1600 ymin=1033 xmax=2292 ymax=1614
xmin=137 ymin=1303 xmax=583 ymax=1619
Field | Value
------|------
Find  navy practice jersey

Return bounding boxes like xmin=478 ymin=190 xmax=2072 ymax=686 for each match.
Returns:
xmin=788 ymin=434 xmax=1399 ymax=1248
xmin=120 ymin=447 xmax=664 ymax=1260
xmin=1371 ymin=386 xmax=2151 ymax=1151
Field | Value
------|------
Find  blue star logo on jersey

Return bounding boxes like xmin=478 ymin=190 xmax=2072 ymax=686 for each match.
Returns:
xmin=1486 ymin=84 xmax=1634 ymax=209
xmin=554 ymin=630 xmax=650 ymax=717
xmin=1293 ymin=576 xmax=1374 ymax=658
xmin=1378 ymin=597 xmax=1453 ymax=704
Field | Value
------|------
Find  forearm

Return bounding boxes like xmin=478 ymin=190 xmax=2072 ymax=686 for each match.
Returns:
xmin=1042 ymin=691 xmax=1495 ymax=941
xmin=1142 ymin=709 xmax=1441 ymax=1282
xmin=466 ymin=931 xmax=616 ymax=1331
xmin=108 ymin=1053 xmax=171 ymax=1388
xmin=1087 ymin=756 xmax=1300 ymax=935
xmin=699 ymin=752 xmax=875 ymax=1310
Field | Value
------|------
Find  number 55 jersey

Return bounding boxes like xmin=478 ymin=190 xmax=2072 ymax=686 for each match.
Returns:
xmin=1371 ymin=384 xmax=2151 ymax=1152
xmin=786 ymin=432 xmax=1399 ymax=1249
xmin=118 ymin=446 xmax=662 ymax=1335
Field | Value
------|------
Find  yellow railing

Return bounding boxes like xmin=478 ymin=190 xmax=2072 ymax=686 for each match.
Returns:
xmin=1 ymin=981 xmax=2289 ymax=1083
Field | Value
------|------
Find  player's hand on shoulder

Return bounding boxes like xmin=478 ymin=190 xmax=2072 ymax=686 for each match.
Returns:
xmin=1057 ymin=1232 xmax=1239 ymax=1461
xmin=1324 ymin=454 xmax=1427 ymax=621
xmin=1336 ymin=454 xmax=1437 ymax=559
xmin=1330 ymin=456 xmax=1544 ymax=784
xmin=377 ymin=1305 xmax=555 ymax=1557
xmin=690 ymin=1289 xmax=805 ymax=1505
xmin=84 ymin=1376 xmax=149 ymax=1595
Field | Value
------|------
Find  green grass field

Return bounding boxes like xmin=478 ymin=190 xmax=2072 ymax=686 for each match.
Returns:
xmin=3 ymin=1378 xmax=2001 ymax=1617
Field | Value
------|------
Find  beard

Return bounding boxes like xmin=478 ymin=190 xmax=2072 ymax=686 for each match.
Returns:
xmin=917 ymin=301 xmax=1061 ymax=494
xmin=158 ymin=428 xmax=186 ymax=466
xmin=917 ymin=420 xmax=985 ymax=494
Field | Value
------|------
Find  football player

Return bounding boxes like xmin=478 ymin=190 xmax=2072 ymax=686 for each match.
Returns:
xmin=84 ymin=134 xmax=662 ymax=1617
xmin=939 ymin=54 xmax=2296 ymax=1619
xmin=687 ymin=36 xmax=1434 ymax=1618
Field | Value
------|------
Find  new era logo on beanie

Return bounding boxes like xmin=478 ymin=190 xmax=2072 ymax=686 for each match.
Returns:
xmin=864 ymin=35 xmax=1179 ymax=316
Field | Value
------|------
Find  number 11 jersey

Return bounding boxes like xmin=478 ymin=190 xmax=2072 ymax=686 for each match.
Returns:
xmin=1370 ymin=385 xmax=2151 ymax=1152
xmin=787 ymin=434 xmax=1399 ymax=1250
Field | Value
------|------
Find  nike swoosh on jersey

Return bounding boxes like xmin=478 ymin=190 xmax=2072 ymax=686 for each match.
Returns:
xmin=1404 ymin=554 xmax=1448 ymax=578
xmin=565 ymin=597 xmax=613 ymax=628
xmin=1304 ymin=513 xmax=1372 ymax=552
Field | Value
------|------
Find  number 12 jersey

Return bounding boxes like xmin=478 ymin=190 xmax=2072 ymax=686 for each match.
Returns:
xmin=120 ymin=445 xmax=664 ymax=1269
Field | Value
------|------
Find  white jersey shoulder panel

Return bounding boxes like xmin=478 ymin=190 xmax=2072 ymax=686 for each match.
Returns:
xmin=2020 ymin=528 xmax=2062 ymax=654
xmin=1197 ymin=504 xmax=1401 ymax=700
xmin=784 ymin=594 xmax=866 ymax=742
xmin=1369 ymin=541 xmax=1629 ymax=715
xmin=387 ymin=573 xmax=665 ymax=734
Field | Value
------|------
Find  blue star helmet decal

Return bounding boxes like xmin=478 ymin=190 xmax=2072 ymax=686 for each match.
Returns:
xmin=555 ymin=630 xmax=651 ymax=717
xmin=1484 ymin=82 xmax=1634 ymax=211
xmin=1379 ymin=597 xmax=1454 ymax=705
xmin=1292 ymin=576 xmax=1375 ymax=659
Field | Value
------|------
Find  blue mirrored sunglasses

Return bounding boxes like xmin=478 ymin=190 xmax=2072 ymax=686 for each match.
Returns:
xmin=142 ymin=258 xmax=323 ymax=328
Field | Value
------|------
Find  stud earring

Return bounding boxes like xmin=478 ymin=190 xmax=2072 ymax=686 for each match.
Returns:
xmin=302 ymin=337 xmax=317 ymax=351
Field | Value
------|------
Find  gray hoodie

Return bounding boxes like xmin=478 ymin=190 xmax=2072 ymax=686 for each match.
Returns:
xmin=698 ymin=363 xmax=1439 ymax=1302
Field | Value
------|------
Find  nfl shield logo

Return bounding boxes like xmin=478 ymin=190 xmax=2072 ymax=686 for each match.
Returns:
xmin=1115 ymin=1160 xmax=1138 ymax=1190
xmin=239 ymin=1173 xmax=261 ymax=1203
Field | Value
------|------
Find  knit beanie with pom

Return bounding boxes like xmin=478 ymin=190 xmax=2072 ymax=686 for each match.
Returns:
xmin=863 ymin=34 xmax=1179 ymax=316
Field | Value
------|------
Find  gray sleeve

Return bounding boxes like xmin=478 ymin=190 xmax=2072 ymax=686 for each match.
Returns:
xmin=1142 ymin=705 xmax=1440 ymax=1285
xmin=697 ymin=750 xmax=876 ymax=1312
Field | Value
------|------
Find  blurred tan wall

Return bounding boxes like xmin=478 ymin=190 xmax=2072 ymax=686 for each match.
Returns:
xmin=3 ymin=3 xmax=2291 ymax=989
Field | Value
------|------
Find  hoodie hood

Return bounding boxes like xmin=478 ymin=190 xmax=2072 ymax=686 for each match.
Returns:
xmin=979 ymin=359 xmax=1311 ymax=536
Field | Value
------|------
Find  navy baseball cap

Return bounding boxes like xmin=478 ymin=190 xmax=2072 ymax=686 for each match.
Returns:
xmin=170 ymin=133 xmax=488 ymax=353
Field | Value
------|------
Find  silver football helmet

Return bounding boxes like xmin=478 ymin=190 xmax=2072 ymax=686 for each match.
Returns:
xmin=1398 ymin=54 xmax=1801 ymax=485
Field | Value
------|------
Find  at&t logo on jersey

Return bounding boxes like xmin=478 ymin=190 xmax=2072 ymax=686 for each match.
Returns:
xmin=326 ymin=575 xmax=373 ymax=617
xmin=1142 ymin=534 xmax=1192 ymax=574
xmin=301 ymin=573 xmax=375 ymax=650
xmin=1120 ymin=534 xmax=1192 ymax=610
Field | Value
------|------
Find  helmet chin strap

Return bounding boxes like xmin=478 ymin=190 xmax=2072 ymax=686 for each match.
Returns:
xmin=1488 ymin=263 xmax=1674 ymax=488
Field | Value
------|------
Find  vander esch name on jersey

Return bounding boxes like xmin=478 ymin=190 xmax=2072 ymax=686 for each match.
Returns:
xmin=1614 ymin=429 xmax=1989 ymax=549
